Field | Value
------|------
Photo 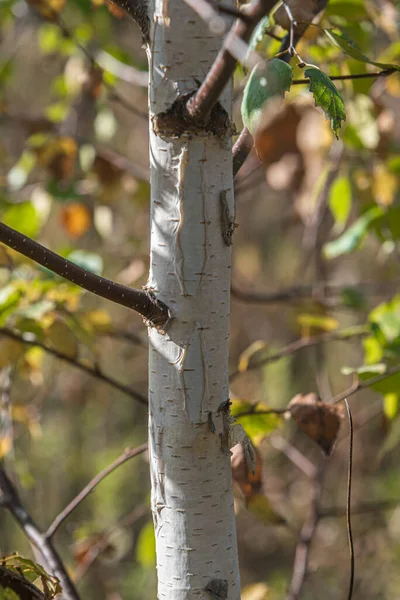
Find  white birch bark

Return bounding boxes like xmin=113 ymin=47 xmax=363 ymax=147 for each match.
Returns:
xmin=146 ymin=1 xmax=240 ymax=598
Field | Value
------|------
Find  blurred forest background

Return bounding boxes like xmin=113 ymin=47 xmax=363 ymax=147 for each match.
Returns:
xmin=0 ymin=0 xmax=400 ymax=598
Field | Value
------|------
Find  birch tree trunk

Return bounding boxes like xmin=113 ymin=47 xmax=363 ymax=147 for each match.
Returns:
xmin=146 ymin=2 xmax=240 ymax=598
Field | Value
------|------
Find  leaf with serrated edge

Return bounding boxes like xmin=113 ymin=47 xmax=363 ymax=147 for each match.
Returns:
xmin=304 ymin=66 xmax=346 ymax=138
xmin=241 ymin=59 xmax=292 ymax=134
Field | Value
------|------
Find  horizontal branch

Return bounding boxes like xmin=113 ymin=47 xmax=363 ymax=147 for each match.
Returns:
xmin=231 ymin=279 xmax=400 ymax=305
xmin=230 ymin=326 xmax=368 ymax=381
xmin=0 ymin=467 xmax=81 ymax=600
xmin=292 ymin=67 xmax=397 ymax=85
xmin=0 ymin=223 xmax=170 ymax=329
xmin=0 ymin=327 xmax=148 ymax=406
xmin=45 ymin=444 xmax=147 ymax=540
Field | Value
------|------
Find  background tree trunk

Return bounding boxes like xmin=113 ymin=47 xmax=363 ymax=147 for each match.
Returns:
xmin=147 ymin=1 xmax=240 ymax=598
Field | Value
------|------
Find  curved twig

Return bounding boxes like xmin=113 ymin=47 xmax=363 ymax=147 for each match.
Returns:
xmin=0 ymin=327 xmax=148 ymax=406
xmin=45 ymin=444 xmax=147 ymax=540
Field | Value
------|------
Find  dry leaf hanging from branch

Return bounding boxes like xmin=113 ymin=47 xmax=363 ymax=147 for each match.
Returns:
xmin=288 ymin=393 xmax=345 ymax=456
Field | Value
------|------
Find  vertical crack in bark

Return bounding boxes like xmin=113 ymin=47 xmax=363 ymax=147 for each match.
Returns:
xmin=174 ymin=144 xmax=189 ymax=295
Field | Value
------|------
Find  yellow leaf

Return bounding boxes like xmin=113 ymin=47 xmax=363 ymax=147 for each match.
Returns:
xmin=0 ymin=435 xmax=13 ymax=458
xmin=46 ymin=319 xmax=79 ymax=358
xmin=61 ymin=203 xmax=91 ymax=238
xmin=0 ymin=338 xmax=24 ymax=368
xmin=297 ymin=313 xmax=339 ymax=333
xmin=238 ymin=341 xmax=268 ymax=373
xmin=242 ymin=583 xmax=269 ymax=600
xmin=372 ymin=163 xmax=398 ymax=206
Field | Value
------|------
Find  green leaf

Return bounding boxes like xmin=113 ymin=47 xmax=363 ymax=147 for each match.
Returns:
xmin=328 ymin=175 xmax=352 ymax=230
xmin=325 ymin=30 xmax=400 ymax=72
xmin=304 ymin=66 xmax=346 ymax=138
xmin=323 ymin=206 xmax=384 ymax=259
xmin=241 ymin=59 xmax=292 ymax=134
xmin=136 ymin=520 xmax=156 ymax=567
xmin=249 ymin=16 xmax=270 ymax=52
xmin=324 ymin=0 xmax=368 ymax=20
xmin=2 ymin=202 xmax=39 ymax=238
xmin=0 ymin=587 xmax=19 ymax=600
xmin=231 ymin=400 xmax=282 ymax=445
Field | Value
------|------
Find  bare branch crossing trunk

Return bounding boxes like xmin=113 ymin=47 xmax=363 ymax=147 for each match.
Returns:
xmin=147 ymin=1 xmax=240 ymax=598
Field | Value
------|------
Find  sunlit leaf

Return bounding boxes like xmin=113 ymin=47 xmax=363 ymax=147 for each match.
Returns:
xmin=46 ymin=318 xmax=79 ymax=358
xmin=384 ymin=393 xmax=399 ymax=420
xmin=242 ymin=582 xmax=269 ymax=600
xmin=297 ymin=313 xmax=339 ymax=332
xmin=2 ymin=202 xmax=39 ymax=238
xmin=136 ymin=520 xmax=156 ymax=567
xmin=329 ymin=175 xmax=351 ymax=230
xmin=231 ymin=400 xmax=282 ymax=445
xmin=324 ymin=0 xmax=367 ymax=20
xmin=323 ymin=205 xmax=384 ymax=259
xmin=238 ymin=341 xmax=268 ymax=373
xmin=249 ymin=16 xmax=270 ymax=52
xmin=304 ymin=66 xmax=346 ymax=138
xmin=241 ymin=59 xmax=292 ymax=134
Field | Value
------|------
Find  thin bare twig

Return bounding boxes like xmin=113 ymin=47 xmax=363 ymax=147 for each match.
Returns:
xmin=230 ymin=326 xmax=368 ymax=381
xmin=231 ymin=278 xmax=400 ymax=305
xmin=0 ymin=223 xmax=170 ymax=328
xmin=286 ymin=467 xmax=323 ymax=600
xmin=333 ymin=364 xmax=400 ymax=405
xmin=0 ymin=327 xmax=148 ymax=406
xmin=344 ymin=399 xmax=355 ymax=600
xmin=0 ymin=467 xmax=81 ymax=600
xmin=292 ymin=68 xmax=397 ymax=85
xmin=45 ymin=444 xmax=148 ymax=540
xmin=74 ymin=504 xmax=148 ymax=581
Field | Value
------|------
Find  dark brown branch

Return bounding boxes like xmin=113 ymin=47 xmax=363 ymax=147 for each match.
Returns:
xmin=45 ymin=444 xmax=147 ymax=540
xmin=0 ymin=223 xmax=170 ymax=329
xmin=0 ymin=467 xmax=81 ymax=600
xmin=0 ymin=564 xmax=46 ymax=600
xmin=186 ymin=0 xmax=278 ymax=121
xmin=286 ymin=468 xmax=323 ymax=600
xmin=0 ymin=327 xmax=148 ymax=406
